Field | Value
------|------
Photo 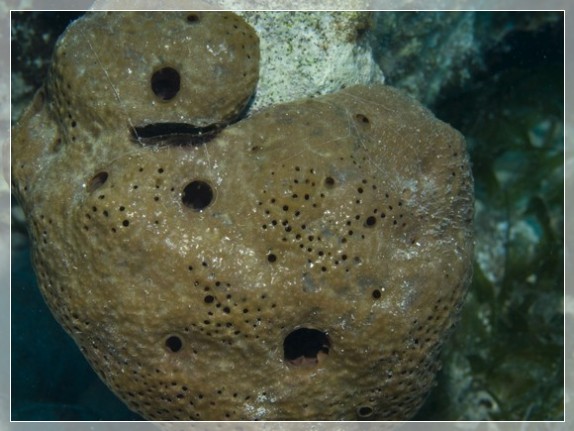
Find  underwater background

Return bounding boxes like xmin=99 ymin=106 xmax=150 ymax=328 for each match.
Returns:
xmin=10 ymin=10 xmax=564 ymax=421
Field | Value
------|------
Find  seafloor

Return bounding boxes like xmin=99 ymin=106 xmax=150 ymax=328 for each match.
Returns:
xmin=10 ymin=11 xmax=564 ymax=421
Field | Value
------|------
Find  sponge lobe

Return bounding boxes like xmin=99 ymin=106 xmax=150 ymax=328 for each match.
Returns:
xmin=12 ymin=81 xmax=473 ymax=420
xmin=46 ymin=11 xmax=259 ymax=132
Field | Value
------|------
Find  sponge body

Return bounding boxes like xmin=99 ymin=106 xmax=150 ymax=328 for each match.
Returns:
xmin=11 ymin=12 xmax=473 ymax=421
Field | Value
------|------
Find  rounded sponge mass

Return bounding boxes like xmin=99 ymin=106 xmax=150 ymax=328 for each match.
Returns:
xmin=11 ymin=11 xmax=474 ymax=421
xmin=46 ymin=11 xmax=259 ymax=130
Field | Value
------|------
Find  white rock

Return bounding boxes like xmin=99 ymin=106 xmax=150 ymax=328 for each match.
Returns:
xmin=237 ymin=12 xmax=385 ymax=112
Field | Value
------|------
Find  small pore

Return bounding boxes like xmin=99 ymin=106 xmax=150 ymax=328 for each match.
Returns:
xmin=165 ymin=335 xmax=183 ymax=353
xmin=186 ymin=13 xmax=201 ymax=23
xmin=86 ymin=172 xmax=108 ymax=193
xmin=354 ymin=113 xmax=371 ymax=129
xmin=357 ymin=406 xmax=374 ymax=419
xmin=365 ymin=216 xmax=377 ymax=227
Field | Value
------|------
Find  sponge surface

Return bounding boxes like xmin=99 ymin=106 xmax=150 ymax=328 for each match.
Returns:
xmin=11 ymin=12 xmax=474 ymax=421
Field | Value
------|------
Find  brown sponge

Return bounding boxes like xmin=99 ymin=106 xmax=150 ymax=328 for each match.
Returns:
xmin=11 ymin=11 xmax=473 ymax=421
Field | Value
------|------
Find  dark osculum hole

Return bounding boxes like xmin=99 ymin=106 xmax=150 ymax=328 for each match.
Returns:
xmin=182 ymin=180 xmax=213 ymax=211
xmin=130 ymin=91 xmax=256 ymax=147
xmin=151 ymin=67 xmax=181 ymax=101
xmin=283 ymin=327 xmax=331 ymax=364
xmin=131 ymin=123 xmax=222 ymax=147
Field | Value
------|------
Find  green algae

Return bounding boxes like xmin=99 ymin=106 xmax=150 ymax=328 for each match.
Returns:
xmin=416 ymin=39 xmax=563 ymax=420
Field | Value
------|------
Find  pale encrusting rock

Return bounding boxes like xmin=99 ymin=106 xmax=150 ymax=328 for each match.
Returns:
xmin=236 ymin=11 xmax=385 ymax=112
xmin=11 ymin=11 xmax=473 ymax=420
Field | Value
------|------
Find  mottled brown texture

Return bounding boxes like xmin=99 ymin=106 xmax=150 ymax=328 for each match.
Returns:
xmin=11 ymin=11 xmax=473 ymax=421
